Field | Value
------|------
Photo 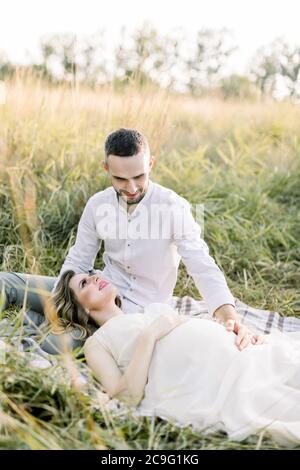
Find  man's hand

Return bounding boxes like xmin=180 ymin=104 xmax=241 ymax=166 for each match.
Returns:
xmin=213 ymin=304 xmax=264 ymax=351
xmin=225 ymin=319 xmax=264 ymax=350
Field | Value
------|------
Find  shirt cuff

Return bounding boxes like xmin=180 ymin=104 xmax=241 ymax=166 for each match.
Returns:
xmin=206 ymin=293 xmax=236 ymax=317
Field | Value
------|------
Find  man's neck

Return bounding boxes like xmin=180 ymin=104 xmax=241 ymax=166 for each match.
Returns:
xmin=127 ymin=203 xmax=137 ymax=214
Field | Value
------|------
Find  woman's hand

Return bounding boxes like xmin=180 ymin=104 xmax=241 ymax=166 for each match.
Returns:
xmin=225 ymin=319 xmax=264 ymax=350
xmin=145 ymin=313 xmax=189 ymax=342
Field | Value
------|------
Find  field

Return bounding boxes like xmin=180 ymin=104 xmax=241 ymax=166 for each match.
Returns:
xmin=0 ymin=74 xmax=299 ymax=449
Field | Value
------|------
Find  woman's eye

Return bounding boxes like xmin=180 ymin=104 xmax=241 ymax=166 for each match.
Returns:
xmin=81 ymin=279 xmax=87 ymax=287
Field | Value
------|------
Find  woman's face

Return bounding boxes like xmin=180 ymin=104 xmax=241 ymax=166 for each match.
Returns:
xmin=69 ymin=273 xmax=117 ymax=313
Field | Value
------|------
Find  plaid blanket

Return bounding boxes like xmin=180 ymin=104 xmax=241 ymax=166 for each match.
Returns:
xmin=170 ymin=296 xmax=300 ymax=334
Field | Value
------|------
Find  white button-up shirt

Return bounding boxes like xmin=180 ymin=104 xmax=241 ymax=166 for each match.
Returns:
xmin=56 ymin=180 xmax=235 ymax=315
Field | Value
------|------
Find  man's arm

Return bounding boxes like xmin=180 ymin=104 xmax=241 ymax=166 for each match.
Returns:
xmin=172 ymin=200 xmax=235 ymax=316
xmin=172 ymin=201 xmax=263 ymax=350
xmin=53 ymin=198 xmax=101 ymax=291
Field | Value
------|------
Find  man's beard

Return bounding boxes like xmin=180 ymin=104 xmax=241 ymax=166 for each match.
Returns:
xmin=123 ymin=191 xmax=145 ymax=205
xmin=115 ymin=185 xmax=148 ymax=205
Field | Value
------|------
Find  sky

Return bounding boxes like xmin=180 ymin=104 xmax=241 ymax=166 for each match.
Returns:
xmin=1 ymin=0 xmax=300 ymax=75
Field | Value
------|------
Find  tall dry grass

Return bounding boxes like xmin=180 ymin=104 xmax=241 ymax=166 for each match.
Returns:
xmin=0 ymin=73 xmax=299 ymax=449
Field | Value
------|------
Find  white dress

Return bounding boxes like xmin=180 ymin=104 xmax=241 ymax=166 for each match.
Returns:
xmin=87 ymin=302 xmax=300 ymax=447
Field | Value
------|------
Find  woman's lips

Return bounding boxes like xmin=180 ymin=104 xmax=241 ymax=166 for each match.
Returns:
xmin=98 ymin=280 xmax=109 ymax=291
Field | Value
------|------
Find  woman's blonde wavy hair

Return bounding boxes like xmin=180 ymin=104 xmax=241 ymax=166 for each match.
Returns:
xmin=49 ymin=270 xmax=122 ymax=340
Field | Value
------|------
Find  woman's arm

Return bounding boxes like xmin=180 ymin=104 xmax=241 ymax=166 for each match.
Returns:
xmin=84 ymin=331 xmax=156 ymax=407
xmin=84 ymin=313 xmax=187 ymax=407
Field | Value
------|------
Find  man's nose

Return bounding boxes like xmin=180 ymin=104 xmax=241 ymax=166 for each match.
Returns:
xmin=127 ymin=180 xmax=137 ymax=193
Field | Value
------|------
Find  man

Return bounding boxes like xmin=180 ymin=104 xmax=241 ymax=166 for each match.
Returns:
xmin=0 ymin=128 xmax=259 ymax=353
xmin=54 ymin=128 xmax=257 ymax=350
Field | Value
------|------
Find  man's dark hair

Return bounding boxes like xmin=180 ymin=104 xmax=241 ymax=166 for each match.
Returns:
xmin=104 ymin=128 xmax=149 ymax=159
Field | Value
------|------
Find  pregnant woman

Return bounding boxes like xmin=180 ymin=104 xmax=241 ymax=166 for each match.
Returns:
xmin=52 ymin=270 xmax=300 ymax=448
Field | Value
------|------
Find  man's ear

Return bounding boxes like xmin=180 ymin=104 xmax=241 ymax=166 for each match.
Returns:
xmin=149 ymin=155 xmax=156 ymax=170
xmin=102 ymin=160 xmax=109 ymax=172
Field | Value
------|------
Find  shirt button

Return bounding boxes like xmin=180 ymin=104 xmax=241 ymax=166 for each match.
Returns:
xmin=127 ymin=266 xmax=130 ymax=269
xmin=127 ymin=243 xmax=130 ymax=247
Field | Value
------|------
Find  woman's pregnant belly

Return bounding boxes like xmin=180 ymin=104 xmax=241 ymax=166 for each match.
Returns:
xmin=141 ymin=318 xmax=240 ymax=406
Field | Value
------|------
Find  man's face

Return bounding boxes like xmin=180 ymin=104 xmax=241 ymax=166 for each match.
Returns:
xmin=103 ymin=151 xmax=155 ymax=205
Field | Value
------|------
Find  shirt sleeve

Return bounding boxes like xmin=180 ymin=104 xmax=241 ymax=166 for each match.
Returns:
xmin=172 ymin=199 xmax=235 ymax=316
xmin=52 ymin=198 xmax=102 ymax=291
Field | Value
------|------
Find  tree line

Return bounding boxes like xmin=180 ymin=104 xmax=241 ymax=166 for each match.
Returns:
xmin=1 ymin=23 xmax=300 ymax=100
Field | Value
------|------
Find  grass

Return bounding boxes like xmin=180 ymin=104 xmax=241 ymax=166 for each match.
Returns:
xmin=0 ymin=73 xmax=299 ymax=449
